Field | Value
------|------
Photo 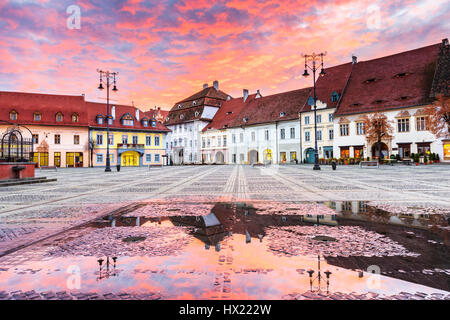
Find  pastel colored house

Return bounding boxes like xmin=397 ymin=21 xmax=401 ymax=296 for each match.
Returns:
xmin=87 ymin=102 xmax=170 ymax=167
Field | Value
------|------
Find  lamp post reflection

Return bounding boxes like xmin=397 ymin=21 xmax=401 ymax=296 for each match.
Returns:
xmin=97 ymin=256 xmax=118 ymax=281
xmin=307 ymin=255 xmax=332 ymax=294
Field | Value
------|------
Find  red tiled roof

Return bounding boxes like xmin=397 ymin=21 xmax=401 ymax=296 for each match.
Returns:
xmin=300 ymin=62 xmax=353 ymax=112
xmin=335 ymin=43 xmax=440 ymax=116
xmin=165 ymin=85 xmax=231 ymax=126
xmin=86 ymin=102 xmax=170 ymax=132
xmin=0 ymin=91 xmax=88 ymax=127
xmin=228 ymin=88 xmax=312 ymax=128
xmin=174 ymin=86 xmax=230 ymax=106
xmin=202 ymin=94 xmax=258 ymax=132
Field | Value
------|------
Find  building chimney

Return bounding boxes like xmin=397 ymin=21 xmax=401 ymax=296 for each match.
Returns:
xmin=443 ymin=38 xmax=449 ymax=46
xmin=203 ymin=83 xmax=208 ymax=89
xmin=243 ymin=89 xmax=249 ymax=102
xmin=213 ymin=80 xmax=219 ymax=90
xmin=352 ymin=55 xmax=357 ymax=64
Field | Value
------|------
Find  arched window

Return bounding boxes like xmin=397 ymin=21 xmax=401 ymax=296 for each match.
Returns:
xmin=71 ymin=113 xmax=79 ymax=123
xmin=9 ymin=110 xmax=18 ymax=121
xmin=33 ymin=112 xmax=41 ymax=121
xmin=55 ymin=112 xmax=63 ymax=122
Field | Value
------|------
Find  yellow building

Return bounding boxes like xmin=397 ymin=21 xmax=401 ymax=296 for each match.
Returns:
xmin=87 ymin=102 xmax=169 ymax=167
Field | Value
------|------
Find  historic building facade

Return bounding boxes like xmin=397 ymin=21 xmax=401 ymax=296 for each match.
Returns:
xmin=299 ymin=62 xmax=353 ymax=163
xmin=0 ymin=91 xmax=90 ymax=167
xmin=222 ymin=88 xmax=310 ymax=165
xmin=332 ymin=40 xmax=448 ymax=161
xmin=87 ymin=102 xmax=169 ymax=167
xmin=0 ymin=92 xmax=170 ymax=168
xmin=164 ymin=81 xmax=231 ymax=164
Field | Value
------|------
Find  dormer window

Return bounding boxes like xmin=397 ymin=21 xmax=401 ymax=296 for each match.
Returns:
xmin=165 ymin=117 xmax=169 ymax=122
xmin=331 ymin=91 xmax=340 ymax=102
xmin=9 ymin=110 xmax=18 ymax=121
xmin=33 ymin=112 xmax=41 ymax=121
xmin=142 ymin=120 xmax=148 ymax=127
xmin=177 ymin=104 xmax=182 ymax=109
xmin=280 ymin=112 xmax=286 ymax=117
xmin=121 ymin=114 xmax=134 ymax=126
xmin=151 ymin=120 xmax=157 ymax=127
xmin=192 ymin=100 xmax=197 ymax=106
xmin=97 ymin=116 xmax=104 ymax=124
xmin=71 ymin=113 xmax=79 ymax=123
xmin=55 ymin=112 xmax=63 ymax=122
xmin=195 ymin=111 xmax=200 ymax=117
xmin=107 ymin=116 xmax=113 ymax=125
xmin=180 ymin=114 xmax=184 ymax=120
xmin=243 ymin=117 xmax=248 ymax=123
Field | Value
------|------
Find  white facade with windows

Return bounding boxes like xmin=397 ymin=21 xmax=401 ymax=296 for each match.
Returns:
xmin=299 ymin=102 xmax=336 ymax=163
xmin=166 ymin=120 xmax=209 ymax=164
xmin=332 ymin=105 xmax=443 ymax=160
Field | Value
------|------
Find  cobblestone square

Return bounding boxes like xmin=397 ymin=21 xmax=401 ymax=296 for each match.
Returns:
xmin=0 ymin=164 xmax=449 ymax=300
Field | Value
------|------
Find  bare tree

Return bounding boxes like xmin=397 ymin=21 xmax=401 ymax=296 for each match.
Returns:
xmin=424 ymin=94 xmax=450 ymax=138
xmin=363 ymin=112 xmax=394 ymax=159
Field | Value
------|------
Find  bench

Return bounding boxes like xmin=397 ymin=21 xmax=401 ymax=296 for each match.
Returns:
xmin=400 ymin=159 xmax=413 ymax=165
xmin=148 ymin=164 xmax=163 ymax=170
xmin=40 ymin=166 xmax=57 ymax=171
xmin=359 ymin=161 xmax=379 ymax=168
xmin=252 ymin=163 xmax=265 ymax=167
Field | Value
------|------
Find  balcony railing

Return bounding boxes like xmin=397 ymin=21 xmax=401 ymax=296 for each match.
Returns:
xmin=117 ymin=143 xmax=145 ymax=149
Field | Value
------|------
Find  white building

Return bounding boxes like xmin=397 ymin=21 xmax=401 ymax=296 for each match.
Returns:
xmin=225 ymin=88 xmax=310 ymax=164
xmin=164 ymin=81 xmax=230 ymax=164
xmin=332 ymin=42 xmax=446 ymax=161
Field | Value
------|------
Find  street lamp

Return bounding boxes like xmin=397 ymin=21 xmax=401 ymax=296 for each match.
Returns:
xmin=97 ymin=256 xmax=118 ymax=280
xmin=302 ymin=52 xmax=326 ymax=170
xmin=97 ymin=69 xmax=118 ymax=172
xmin=306 ymin=255 xmax=332 ymax=294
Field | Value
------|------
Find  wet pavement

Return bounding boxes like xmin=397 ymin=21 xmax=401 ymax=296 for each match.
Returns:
xmin=0 ymin=165 xmax=450 ymax=299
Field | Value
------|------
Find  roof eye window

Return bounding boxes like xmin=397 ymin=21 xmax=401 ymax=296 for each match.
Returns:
xmin=394 ymin=72 xmax=409 ymax=78
xmin=280 ymin=112 xmax=286 ymax=117
xmin=364 ymin=78 xmax=377 ymax=84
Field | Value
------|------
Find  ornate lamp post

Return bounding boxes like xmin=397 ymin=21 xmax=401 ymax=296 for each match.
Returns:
xmin=307 ymin=255 xmax=332 ymax=294
xmin=302 ymin=52 xmax=326 ymax=170
xmin=97 ymin=69 xmax=118 ymax=172
xmin=97 ymin=256 xmax=118 ymax=280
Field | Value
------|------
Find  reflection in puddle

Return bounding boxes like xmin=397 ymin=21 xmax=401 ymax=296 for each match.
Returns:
xmin=0 ymin=200 xmax=449 ymax=299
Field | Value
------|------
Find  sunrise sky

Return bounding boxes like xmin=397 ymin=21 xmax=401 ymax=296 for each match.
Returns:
xmin=0 ymin=0 xmax=448 ymax=110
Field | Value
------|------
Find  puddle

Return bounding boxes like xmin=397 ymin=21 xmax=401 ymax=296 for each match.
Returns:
xmin=0 ymin=200 xmax=449 ymax=299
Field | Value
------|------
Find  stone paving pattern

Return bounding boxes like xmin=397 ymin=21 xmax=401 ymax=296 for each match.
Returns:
xmin=1 ymin=164 xmax=450 ymax=299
